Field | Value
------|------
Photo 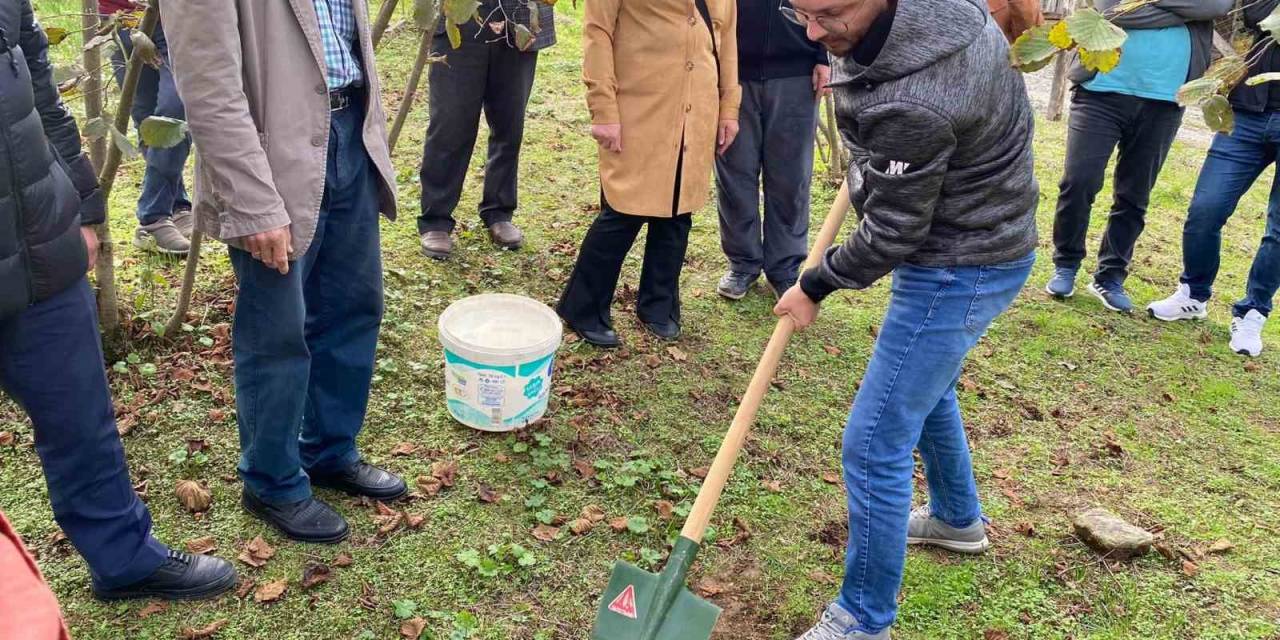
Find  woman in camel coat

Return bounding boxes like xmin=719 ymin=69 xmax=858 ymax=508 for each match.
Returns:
xmin=558 ymin=0 xmax=741 ymax=347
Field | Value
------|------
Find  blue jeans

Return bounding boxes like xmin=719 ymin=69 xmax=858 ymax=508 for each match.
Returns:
xmin=229 ymin=100 xmax=384 ymax=505
xmin=112 ymin=25 xmax=191 ymax=224
xmin=0 ymin=280 xmax=168 ymax=588
xmin=836 ymin=252 xmax=1035 ymax=633
xmin=1181 ymin=110 xmax=1280 ymax=318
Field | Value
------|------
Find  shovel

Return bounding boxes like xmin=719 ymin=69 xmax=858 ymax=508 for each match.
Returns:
xmin=591 ymin=180 xmax=853 ymax=640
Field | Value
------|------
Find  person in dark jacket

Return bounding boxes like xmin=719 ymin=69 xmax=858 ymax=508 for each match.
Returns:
xmin=100 ymin=0 xmax=194 ymax=256
xmin=1045 ymin=0 xmax=1232 ymax=311
xmin=773 ymin=0 xmax=1038 ymax=637
xmin=715 ymin=0 xmax=829 ymax=300
xmin=1147 ymin=1 xmax=1280 ymax=358
xmin=0 ymin=0 xmax=235 ymax=600
xmin=417 ymin=0 xmax=555 ymax=259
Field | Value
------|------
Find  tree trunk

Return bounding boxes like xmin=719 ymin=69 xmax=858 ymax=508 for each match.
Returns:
xmin=82 ymin=0 xmax=120 ymax=331
xmin=163 ymin=229 xmax=202 ymax=337
xmin=387 ymin=29 xmax=434 ymax=152
xmin=97 ymin=3 xmax=159 ymax=197
xmin=371 ymin=0 xmax=400 ymax=49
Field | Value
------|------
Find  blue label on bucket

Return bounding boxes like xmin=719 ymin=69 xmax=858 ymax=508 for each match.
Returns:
xmin=444 ymin=349 xmax=556 ymax=431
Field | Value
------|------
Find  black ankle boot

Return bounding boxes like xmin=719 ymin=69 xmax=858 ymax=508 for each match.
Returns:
xmin=93 ymin=549 xmax=237 ymax=601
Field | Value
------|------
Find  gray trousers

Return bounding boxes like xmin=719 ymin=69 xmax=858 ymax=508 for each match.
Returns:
xmin=715 ymin=75 xmax=817 ymax=286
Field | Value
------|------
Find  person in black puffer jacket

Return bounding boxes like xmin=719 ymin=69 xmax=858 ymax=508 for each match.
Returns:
xmin=0 ymin=0 xmax=236 ymax=602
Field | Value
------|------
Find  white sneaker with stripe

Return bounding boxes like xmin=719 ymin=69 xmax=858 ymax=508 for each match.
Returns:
xmin=1147 ymin=284 xmax=1208 ymax=321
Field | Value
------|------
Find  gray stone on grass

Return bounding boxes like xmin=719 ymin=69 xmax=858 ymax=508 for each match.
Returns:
xmin=1073 ymin=507 xmax=1153 ymax=560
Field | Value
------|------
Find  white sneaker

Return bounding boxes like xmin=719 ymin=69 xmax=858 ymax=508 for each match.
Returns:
xmin=1147 ymin=284 xmax=1208 ymax=321
xmin=1230 ymin=310 xmax=1266 ymax=357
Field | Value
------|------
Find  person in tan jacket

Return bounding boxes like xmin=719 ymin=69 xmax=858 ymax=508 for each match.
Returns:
xmin=557 ymin=0 xmax=742 ymax=347
xmin=987 ymin=0 xmax=1043 ymax=42
xmin=162 ymin=0 xmax=407 ymax=544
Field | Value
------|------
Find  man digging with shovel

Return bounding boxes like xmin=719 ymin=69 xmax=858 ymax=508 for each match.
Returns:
xmin=771 ymin=0 xmax=1040 ymax=637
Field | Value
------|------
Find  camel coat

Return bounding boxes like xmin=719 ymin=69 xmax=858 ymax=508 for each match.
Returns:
xmin=583 ymin=0 xmax=741 ymax=217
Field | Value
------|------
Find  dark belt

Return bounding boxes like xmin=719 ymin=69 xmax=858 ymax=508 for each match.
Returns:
xmin=329 ymin=86 xmax=360 ymax=111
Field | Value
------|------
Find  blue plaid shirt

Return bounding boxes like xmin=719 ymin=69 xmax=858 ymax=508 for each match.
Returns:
xmin=313 ymin=0 xmax=363 ymax=90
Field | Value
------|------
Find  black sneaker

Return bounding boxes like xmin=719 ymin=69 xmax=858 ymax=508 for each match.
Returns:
xmin=242 ymin=492 xmax=350 ymax=544
xmin=93 ymin=549 xmax=237 ymax=601
xmin=717 ymin=271 xmax=759 ymax=300
xmin=309 ymin=459 xmax=408 ymax=501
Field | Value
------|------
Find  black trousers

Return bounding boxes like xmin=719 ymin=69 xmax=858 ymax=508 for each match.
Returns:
xmin=1052 ymin=88 xmax=1184 ymax=284
xmin=418 ymin=29 xmax=539 ymax=234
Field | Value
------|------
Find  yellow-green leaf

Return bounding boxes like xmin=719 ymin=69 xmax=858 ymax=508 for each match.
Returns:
xmin=1079 ymin=48 xmax=1121 ymax=74
xmin=1204 ymin=56 xmax=1249 ymax=91
xmin=1176 ymin=76 xmax=1223 ymax=108
xmin=45 ymin=27 xmax=70 ymax=46
xmin=1066 ymin=8 xmax=1127 ymax=52
xmin=414 ymin=0 xmax=439 ymax=31
xmin=1247 ymin=72 xmax=1280 ymax=87
xmin=1010 ymin=24 xmax=1058 ymax=72
xmin=446 ymin=20 xmax=462 ymax=49
xmin=139 ymin=116 xmax=189 ymax=150
xmin=1106 ymin=0 xmax=1159 ymax=18
xmin=512 ymin=24 xmax=535 ymax=51
xmin=444 ymin=0 xmax=481 ymax=25
xmin=110 ymin=127 xmax=138 ymax=159
xmin=1202 ymin=95 xmax=1234 ymax=134
xmin=82 ymin=117 xmax=111 ymax=141
xmin=1261 ymin=6 xmax=1280 ymax=44
xmin=1047 ymin=21 xmax=1073 ymax=50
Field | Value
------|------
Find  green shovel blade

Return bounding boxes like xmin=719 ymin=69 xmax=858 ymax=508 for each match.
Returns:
xmin=592 ymin=561 xmax=721 ymax=640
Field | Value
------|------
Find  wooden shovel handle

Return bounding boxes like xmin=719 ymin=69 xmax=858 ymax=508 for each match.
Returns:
xmin=680 ymin=180 xmax=852 ymax=543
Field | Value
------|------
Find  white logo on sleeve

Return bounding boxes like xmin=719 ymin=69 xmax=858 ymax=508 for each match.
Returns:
xmin=887 ymin=160 xmax=911 ymax=176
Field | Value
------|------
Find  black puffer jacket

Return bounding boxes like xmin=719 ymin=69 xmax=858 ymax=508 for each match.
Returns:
xmin=0 ymin=0 xmax=103 ymax=321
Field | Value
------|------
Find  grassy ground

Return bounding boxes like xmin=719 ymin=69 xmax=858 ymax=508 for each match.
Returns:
xmin=7 ymin=3 xmax=1280 ymax=639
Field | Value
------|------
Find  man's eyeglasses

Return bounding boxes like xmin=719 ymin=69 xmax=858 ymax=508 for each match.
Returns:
xmin=779 ymin=4 xmax=850 ymax=34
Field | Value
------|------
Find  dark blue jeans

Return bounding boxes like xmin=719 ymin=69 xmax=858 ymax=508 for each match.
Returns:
xmin=112 ymin=25 xmax=191 ymax=224
xmin=715 ymin=75 xmax=817 ymax=286
xmin=0 ymin=280 xmax=167 ymax=588
xmin=836 ymin=252 xmax=1035 ymax=634
xmin=229 ymin=101 xmax=384 ymax=505
xmin=1181 ymin=110 xmax=1280 ymax=318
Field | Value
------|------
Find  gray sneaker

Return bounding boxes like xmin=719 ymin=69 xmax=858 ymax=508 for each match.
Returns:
xmin=795 ymin=602 xmax=890 ymax=640
xmin=906 ymin=505 xmax=990 ymax=554
xmin=717 ymin=271 xmax=758 ymax=300
xmin=171 ymin=207 xmax=195 ymax=239
xmin=134 ymin=218 xmax=191 ymax=255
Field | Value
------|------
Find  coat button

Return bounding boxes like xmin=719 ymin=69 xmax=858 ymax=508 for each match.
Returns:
xmin=686 ymin=61 xmax=695 ymax=71
xmin=685 ymin=104 xmax=692 ymax=113
xmin=311 ymin=135 xmax=324 ymax=147
xmin=688 ymin=16 xmax=697 ymax=25
xmin=315 ymin=83 xmax=326 ymax=95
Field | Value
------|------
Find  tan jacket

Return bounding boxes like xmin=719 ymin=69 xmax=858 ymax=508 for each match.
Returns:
xmin=161 ymin=0 xmax=397 ymax=256
xmin=583 ymin=0 xmax=741 ymax=217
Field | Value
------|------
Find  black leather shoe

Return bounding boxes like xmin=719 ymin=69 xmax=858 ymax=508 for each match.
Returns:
xmin=573 ymin=326 xmax=622 ymax=348
xmin=93 ymin=549 xmax=238 ymax=601
xmin=641 ymin=320 xmax=681 ymax=341
xmin=242 ymin=491 xmax=350 ymax=544
xmin=309 ymin=460 xmax=408 ymax=501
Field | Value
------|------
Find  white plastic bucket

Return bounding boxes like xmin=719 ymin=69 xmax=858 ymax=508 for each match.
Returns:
xmin=438 ymin=294 xmax=563 ymax=432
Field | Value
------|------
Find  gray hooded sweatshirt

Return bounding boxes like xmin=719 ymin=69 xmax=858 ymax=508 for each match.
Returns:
xmin=802 ymin=0 xmax=1039 ymax=300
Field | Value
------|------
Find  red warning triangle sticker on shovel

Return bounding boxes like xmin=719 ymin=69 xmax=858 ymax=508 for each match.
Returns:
xmin=608 ymin=584 xmax=638 ymax=619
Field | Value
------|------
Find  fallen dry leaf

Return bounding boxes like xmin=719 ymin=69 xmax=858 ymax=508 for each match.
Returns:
xmin=532 ymin=524 xmax=561 ymax=542
xmin=179 ymin=620 xmax=229 ymax=639
xmin=694 ymin=577 xmax=730 ymax=597
xmin=999 ymin=484 xmax=1024 ymax=508
xmin=992 ymin=468 xmax=1011 ymax=480
xmin=821 ymin=471 xmax=842 ymax=485
xmin=416 ymin=475 xmax=443 ymax=496
xmin=1181 ymin=560 xmax=1200 ymax=577
xmin=186 ymin=438 xmax=209 ymax=454
xmin=47 ymin=530 xmax=67 ymax=546
xmin=235 ymin=578 xmax=256 ymax=599
xmin=390 ymin=442 xmax=419 ymax=456
xmin=807 ymin=570 xmax=837 ymax=584
xmin=405 ymin=513 xmax=426 ymax=529
xmin=667 ymin=346 xmax=689 ymax=362
xmin=0 ymin=432 xmax=13 ymax=446
xmin=609 ymin=517 xmax=629 ymax=533
xmin=1207 ymin=539 xmax=1235 ymax=555
xmin=333 ymin=552 xmax=354 ymax=567
xmin=569 ymin=518 xmax=595 ymax=535
xmin=654 ymin=500 xmax=674 ymax=521
xmin=175 ymin=480 xmax=212 ymax=513
xmin=689 ymin=467 xmax=709 ymax=479
xmin=1154 ymin=543 xmax=1175 ymax=561
xmin=208 ymin=409 xmax=226 ymax=422
xmin=237 ymin=536 xmax=276 ymax=568
xmin=185 ymin=536 xmax=218 ymax=555
xmin=823 ymin=345 xmax=842 ymax=356
xmin=374 ymin=510 xmax=404 ymax=536
xmin=983 ymin=631 xmax=1010 ymax=640
xmin=572 ymin=459 xmax=597 ymax=480
xmin=430 ymin=460 xmax=459 ymax=487
xmin=476 ymin=484 xmax=502 ymax=504
xmin=645 ymin=354 xmax=662 ymax=368
xmin=300 ymin=563 xmax=331 ymax=590
xmin=718 ymin=517 xmax=752 ymax=548
xmin=581 ymin=504 xmax=607 ymax=523
xmin=1014 ymin=522 xmax=1036 ymax=538
xmin=138 ymin=601 xmax=167 ymax=619
xmin=761 ymin=480 xmax=782 ymax=493
xmin=495 ymin=453 xmax=510 ymax=464
xmin=400 ymin=617 xmax=427 ymax=640
xmin=254 ymin=578 xmax=288 ymax=603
